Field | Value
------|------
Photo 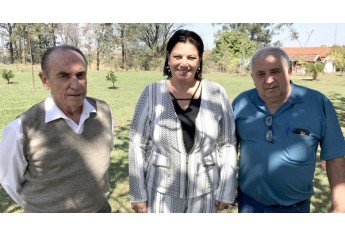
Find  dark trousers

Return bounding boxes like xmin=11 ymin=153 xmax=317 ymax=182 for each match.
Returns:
xmin=237 ymin=187 xmax=310 ymax=213
xmin=97 ymin=201 xmax=112 ymax=213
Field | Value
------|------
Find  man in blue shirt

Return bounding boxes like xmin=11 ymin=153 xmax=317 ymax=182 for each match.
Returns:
xmin=232 ymin=47 xmax=345 ymax=213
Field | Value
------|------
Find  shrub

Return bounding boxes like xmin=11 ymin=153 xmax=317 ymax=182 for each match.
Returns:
xmin=305 ymin=62 xmax=324 ymax=80
xmin=1 ymin=69 xmax=14 ymax=84
xmin=106 ymin=70 xmax=117 ymax=89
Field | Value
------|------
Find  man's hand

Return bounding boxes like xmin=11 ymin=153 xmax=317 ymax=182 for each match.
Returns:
xmin=131 ymin=201 xmax=148 ymax=213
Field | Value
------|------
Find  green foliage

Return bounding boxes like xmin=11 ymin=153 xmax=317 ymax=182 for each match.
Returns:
xmin=329 ymin=45 xmax=345 ymax=73
xmin=211 ymin=31 xmax=257 ymax=73
xmin=1 ymin=69 xmax=14 ymax=84
xmin=305 ymin=61 xmax=324 ymax=80
xmin=106 ymin=70 xmax=117 ymax=89
xmin=217 ymin=23 xmax=293 ymax=47
xmin=134 ymin=49 xmax=163 ymax=71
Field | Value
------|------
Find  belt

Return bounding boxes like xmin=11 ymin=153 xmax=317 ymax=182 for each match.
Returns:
xmin=269 ymin=198 xmax=310 ymax=209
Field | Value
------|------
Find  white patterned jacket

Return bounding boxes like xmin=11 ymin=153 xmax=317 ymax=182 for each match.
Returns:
xmin=129 ymin=79 xmax=237 ymax=204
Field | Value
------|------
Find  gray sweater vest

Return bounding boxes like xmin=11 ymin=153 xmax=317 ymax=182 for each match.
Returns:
xmin=20 ymin=97 xmax=112 ymax=212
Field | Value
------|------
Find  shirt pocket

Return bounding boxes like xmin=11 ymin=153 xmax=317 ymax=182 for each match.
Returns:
xmin=285 ymin=131 xmax=318 ymax=163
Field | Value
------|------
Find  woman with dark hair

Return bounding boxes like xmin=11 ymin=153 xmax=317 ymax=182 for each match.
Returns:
xmin=129 ymin=29 xmax=237 ymax=213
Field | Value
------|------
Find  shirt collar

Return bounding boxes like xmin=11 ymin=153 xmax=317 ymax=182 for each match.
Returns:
xmin=44 ymin=95 xmax=96 ymax=123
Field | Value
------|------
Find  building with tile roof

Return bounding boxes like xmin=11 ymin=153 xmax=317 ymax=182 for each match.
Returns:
xmin=282 ymin=47 xmax=335 ymax=73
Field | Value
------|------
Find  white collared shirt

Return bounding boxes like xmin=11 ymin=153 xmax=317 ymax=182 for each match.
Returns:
xmin=0 ymin=96 xmax=114 ymax=207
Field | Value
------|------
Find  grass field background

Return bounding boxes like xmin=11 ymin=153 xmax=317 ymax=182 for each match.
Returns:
xmin=1 ymin=64 xmax=344 ymax=213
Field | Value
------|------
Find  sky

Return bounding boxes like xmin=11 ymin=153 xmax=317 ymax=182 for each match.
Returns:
xmin=185 ymin=23 xmax=345 ymax=50
xmin=2 ymin=1 xmax=345 ymax=52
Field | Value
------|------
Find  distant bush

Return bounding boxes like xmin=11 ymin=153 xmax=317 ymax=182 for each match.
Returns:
xmin=106 ymin=70 xmax=117 ymax=89
xmin=305 ymin=62 xmax=324 ymax=80
xmin=1 ymin=69 xmax=14 ymax=84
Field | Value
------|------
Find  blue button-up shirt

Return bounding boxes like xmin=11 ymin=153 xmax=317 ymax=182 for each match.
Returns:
xmin=232 ymin=82 xmax=345 ymax=206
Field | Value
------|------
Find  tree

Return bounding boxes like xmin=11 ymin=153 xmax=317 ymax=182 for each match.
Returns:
xmin=82 ymin=23 xmax=116 ymax=71
xmin=217 ymin=23 xmax=293 ymax=47
xmin=113 ymin=23 xmax=142 ymax=70
xmin=290 ymin=27 xmax=316 ymax=78
xmin=9 ymin=23 xmax=57 ymax=65
xmin=117 ymin=24 xmax=129 ymax=69
xmin=106 ymin=70 xmax=117 ymax=89
xmin=290 ymin=27 xmax=315 ymax=49
xmin=56 ymin=23 xmax=80 ymax=46
xmin=305 ymin=61 xmax=324 ymax=80
xmin=135 ymin=23 xmax=185 ymax=70
xmin=26 ymin=24 xmax=35 ymax=89
xmin=0 ymin=23 xmax=15 ymax=63
xmin=1 ymin=69 xmax=14 ymax=84
xmin=211 ymin=31 xmax=256 ymax=73
xmin=329 ymin=45 xmax=345 ymax=74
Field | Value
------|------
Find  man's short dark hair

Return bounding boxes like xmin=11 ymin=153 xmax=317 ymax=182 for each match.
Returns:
xmin=41 ymin=44 xmax=88 ymax=73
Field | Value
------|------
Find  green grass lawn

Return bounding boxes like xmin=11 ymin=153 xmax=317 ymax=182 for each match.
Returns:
xmin=1 ymin=64 xmax=344 ymax=213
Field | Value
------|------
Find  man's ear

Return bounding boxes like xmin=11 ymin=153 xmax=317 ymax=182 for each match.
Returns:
xmin=39 ymin=72 xmax=50 ymax=90
xmin=288 ymin=65 xmax=293 ymax=76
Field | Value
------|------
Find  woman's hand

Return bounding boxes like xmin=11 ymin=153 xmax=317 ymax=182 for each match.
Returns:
xmin=215 ymin=200 xmax=229 ymax=211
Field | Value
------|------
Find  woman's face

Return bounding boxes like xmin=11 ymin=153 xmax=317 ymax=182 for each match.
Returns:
xmin=168 ymin=41 xmax=200 ymax=82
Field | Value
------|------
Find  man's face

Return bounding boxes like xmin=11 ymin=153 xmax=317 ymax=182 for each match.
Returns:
xmin=251 ymin=54 xmax=292 ymax=105
xmin=39 ymin=49 xmax=87 ymax=115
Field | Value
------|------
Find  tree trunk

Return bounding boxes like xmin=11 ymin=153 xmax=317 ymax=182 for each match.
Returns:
xmin=121 ymin=30 xmax=126 ymax=69
xmin=27 ymin=25 xmax=35 ymax=89
xmin=96 ymin=48 xmax=100 ymax=71
xmin=7 ymin=24 xmax=14 ymax=64
xmin=21 ymin=38 xmax=26 ymax=64
xmin=313 ymin=71 xmax=317 ymax=80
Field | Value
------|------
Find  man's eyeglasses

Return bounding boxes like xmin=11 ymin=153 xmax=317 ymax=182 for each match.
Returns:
xmin=265 ymin=115 xmax=274 ymax=143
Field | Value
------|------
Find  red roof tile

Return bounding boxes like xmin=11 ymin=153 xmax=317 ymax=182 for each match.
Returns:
xmin=282 ymin=47 xmax=331 ymax=58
